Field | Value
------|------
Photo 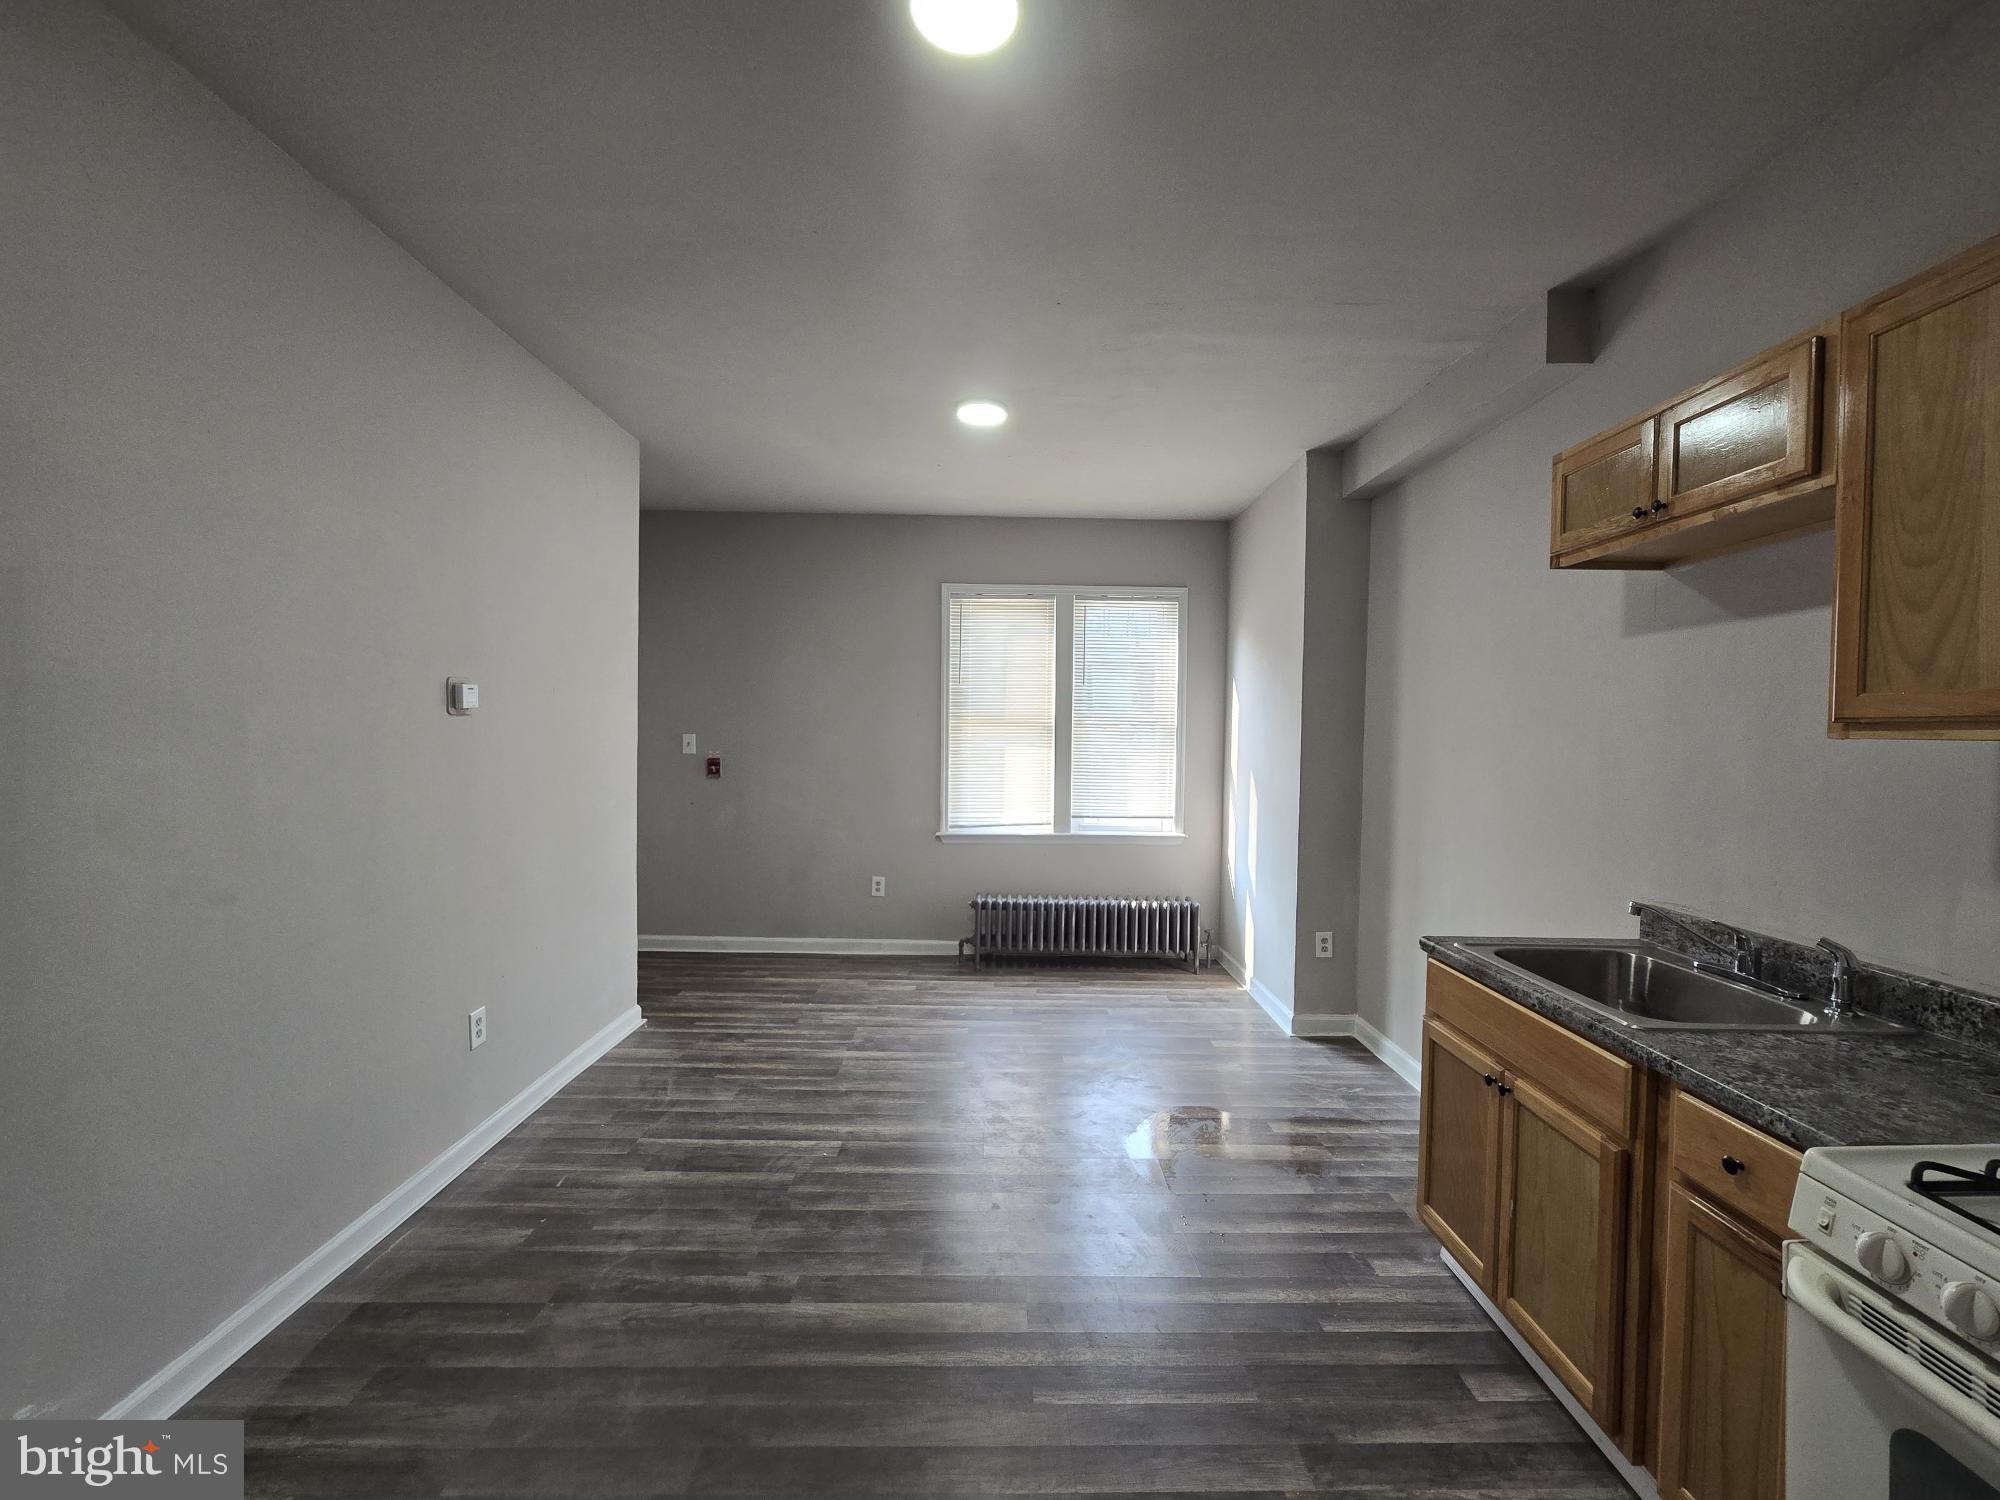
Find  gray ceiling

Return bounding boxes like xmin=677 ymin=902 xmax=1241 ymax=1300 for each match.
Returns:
xmin=113 ymin=0 xmax=1965 ymax=518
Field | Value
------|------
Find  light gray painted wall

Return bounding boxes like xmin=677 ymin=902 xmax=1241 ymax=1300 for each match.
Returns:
xmin=1355 ymin=1 xmax=2000 ymax=1061
xmin=1294 ymin=454 xmax=1371 ymax=1024
xmin=637 ymin=512 xmax=1226 ymax=942
xmin=0 ymin=0 xmax=638 ymax=1417
xmin=1222 ymin=464 xmax=1306 ymax=1010
xmin=1224 ymin=455 xmax=1372 ymax=1026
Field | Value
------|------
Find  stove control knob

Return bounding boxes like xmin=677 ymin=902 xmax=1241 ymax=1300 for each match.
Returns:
xmin=1942 ymin=1282 xmax=2000 ymax=1341
xmin=1856 ymin=1230 xmax=1911 ymax=1287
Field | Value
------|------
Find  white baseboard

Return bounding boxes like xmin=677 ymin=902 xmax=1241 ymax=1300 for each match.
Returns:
xmin=1287 ymin=1013 xmax=1420 ymax=1089
xmin=1215 ymin=946 xmax=1298 ymax=1035
xmin=638 ymin=934 xmax=960 ymax=956
xmin=1214 ymin=951 xmax=1421 ymax=1090
xmin=1286 ymin=1012 xmax=1353 ymax=1040
xmin=1440 ymin=1249 xmax=1656 ymax=1500
xmin=103 ymin=1002 xmax=644 ymax=1421
xmin=1351 ymin=1013 xmax=1422 ymax=1090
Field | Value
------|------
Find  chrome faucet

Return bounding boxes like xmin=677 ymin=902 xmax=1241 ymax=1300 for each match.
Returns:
xmin=1817 ymin=938 xmax=1861 ymax=1020
xmin=1629 ymin=900 xmax=1760 ymax=977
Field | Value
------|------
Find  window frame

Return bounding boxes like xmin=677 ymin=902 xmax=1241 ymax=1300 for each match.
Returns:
xmin=938 ymin=583 xmax=1188 ymax=843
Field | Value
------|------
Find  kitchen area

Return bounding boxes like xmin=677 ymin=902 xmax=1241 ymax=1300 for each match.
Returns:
xmin=1407 ymin=233 xmax=2000 ymax=1499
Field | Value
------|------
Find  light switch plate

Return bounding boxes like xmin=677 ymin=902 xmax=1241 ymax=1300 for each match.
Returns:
xmin=682 ymin=733 xmax=698 ymax=754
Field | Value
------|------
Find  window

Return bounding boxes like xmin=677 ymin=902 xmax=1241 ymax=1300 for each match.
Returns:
xmin=943 ymin=593 xmax=1056 ymax=835
xmin=941 ymin=586 xmax=1185 ymax=839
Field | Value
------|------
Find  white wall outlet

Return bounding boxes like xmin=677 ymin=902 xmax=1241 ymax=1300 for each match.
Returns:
xmin=681 ymin=733 xmax=697 ymax=754
xmin=468 ymin=1006 xmax=487 ymax=1049
xmin=1314 ymin=931 xmax=1334 ymax=959
xmin=869 ymin=875 xmax=886 ymax=898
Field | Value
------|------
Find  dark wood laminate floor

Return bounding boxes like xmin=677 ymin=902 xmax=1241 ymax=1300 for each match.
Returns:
xmin=185 ymin=955 xmax=1623 ymax=1497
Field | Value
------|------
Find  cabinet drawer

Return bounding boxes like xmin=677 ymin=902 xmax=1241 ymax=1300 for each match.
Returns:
xmin=1670 ymin=1090 xmax=1800 ymax=1241
xmin=1425 ymin=961 xmax=1636 ymax=1140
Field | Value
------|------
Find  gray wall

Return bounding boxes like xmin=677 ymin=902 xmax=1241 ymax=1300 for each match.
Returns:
xmin=1355 ymin=1 xmax=2000 ymax=1061
xmin=1295 ymin=454 xmax=1372 ymax=1024
xmin=1223 ymin=455 xmax=1371 ymax=1027
xmin=638 ymin=511 xmax=1226 ymax=943
xmin=1222 ymin=464 xmax=1306 ymax=1010
xmin=0 ymin=0 xmax=638 ymax=1417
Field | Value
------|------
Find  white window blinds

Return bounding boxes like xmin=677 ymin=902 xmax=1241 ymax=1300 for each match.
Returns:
xmin=945 ymin=595 xmax=1056 ymax=834
xmin=1070 ymin=595 xmax=1181 ymax=832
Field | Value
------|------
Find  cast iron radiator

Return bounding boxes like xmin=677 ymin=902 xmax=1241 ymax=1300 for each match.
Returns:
xmin=965 ymin=894 xmax=1205 ymax=972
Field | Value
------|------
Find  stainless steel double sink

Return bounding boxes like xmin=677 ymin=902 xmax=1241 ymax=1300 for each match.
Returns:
xmin=1454 ymin=939 xmax=1904 ymax=1033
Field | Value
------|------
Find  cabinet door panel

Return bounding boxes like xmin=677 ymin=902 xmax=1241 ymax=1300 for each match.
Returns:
xmin=1656 ymin=338 xmax=1820 ymax=515
xmin=1833 ymin=235 xmax=2000 ymax=731
xmin=1552 ymin=418 xmax=1657 ymax=555
xmin=1656 ymin=1186 xmax=1785 ymax=1500
xmin=1416 ymin=1017 xmax=1501 ymax=1292
xmin=1497 ymin=1075 xmax=1627 ymax=1429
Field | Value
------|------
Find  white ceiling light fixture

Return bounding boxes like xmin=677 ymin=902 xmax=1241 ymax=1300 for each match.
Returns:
xmin=910 ymin=0 xmax=1020 ymax=57
xmin=955 ymin=399 xmax=1009 ymax=429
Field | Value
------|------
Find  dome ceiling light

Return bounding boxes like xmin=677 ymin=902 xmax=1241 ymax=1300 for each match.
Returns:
xmin=910 ymin=0 xmax=1020 ymax=57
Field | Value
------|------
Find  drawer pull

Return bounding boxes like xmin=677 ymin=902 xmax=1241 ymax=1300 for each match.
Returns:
xmin=1722 ymin=1154 xmax=1745 ymax=1176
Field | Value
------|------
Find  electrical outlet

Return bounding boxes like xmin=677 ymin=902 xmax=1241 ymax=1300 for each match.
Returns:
xmin=468 ymin=1007 xmax=487 ymax=1049
xmin=869 ymin=876 xmax=886 ymax=898
xmin=681 ymin=733 xmax=697 ymax=754
xmin=1314 ymin=931 xmax=1334 ymax=959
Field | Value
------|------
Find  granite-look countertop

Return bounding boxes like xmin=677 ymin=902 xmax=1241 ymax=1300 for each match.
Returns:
xmin=1422 ymin=935 xmax=2000 ymax=1150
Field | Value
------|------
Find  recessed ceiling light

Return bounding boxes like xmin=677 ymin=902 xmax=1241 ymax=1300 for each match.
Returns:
xmin=910 ymin=0 xmax=1019 ymax=57
xmin=955 ymin=399 xmax=1009 ymax=429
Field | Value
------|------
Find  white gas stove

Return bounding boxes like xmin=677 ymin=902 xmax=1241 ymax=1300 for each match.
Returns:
xmin=1787 ymin=1144 xmax=2000 ymax=1498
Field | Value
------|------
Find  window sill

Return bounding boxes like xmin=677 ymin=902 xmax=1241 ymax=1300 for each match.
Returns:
xmin=936 ymin=831 xmax=1187 ymax=845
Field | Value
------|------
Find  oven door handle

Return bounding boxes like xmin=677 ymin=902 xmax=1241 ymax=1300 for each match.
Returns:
xmin=1786 ymin=1252 xmax=2000 ymax=1449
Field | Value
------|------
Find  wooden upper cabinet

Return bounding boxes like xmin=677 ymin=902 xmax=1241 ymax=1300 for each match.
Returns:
xmin=1496 ymin=1073 xmax=1628 ymax=1429
xmin=1832 ymin=235 xmax=2000 ymax=737
xmin=1552 ymin=330 xmax=1836 ymax=570
xmin=1656 ymin=337 xmax=1821 ymax=517
xmin=1655 ymin=1185 xmax=1787 ymax=1500
xmin=1552 ymin=416 xmax=1658 ymax=556
xmin=1417 ymin=1017 xmax=1503 ymax=1293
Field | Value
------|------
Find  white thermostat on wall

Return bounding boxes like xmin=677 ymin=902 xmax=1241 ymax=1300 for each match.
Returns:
xmin=446 ymin=678 xmax=480 ymax=715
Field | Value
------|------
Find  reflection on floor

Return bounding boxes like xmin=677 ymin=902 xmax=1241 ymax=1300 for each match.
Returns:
xmin=185 ymin=953 xmax=1622 ymax=1497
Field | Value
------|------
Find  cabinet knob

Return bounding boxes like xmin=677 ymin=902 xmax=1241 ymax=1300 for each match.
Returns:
xmin=1721 ymin=1154 xmax=1745 ymax=1176
xmin=1482 ymin=1074 xmax=1497 ymax=1088
xmin=1630 ymin=506 xmax=1647 ymax=520
xmin=1650 ymin=499 xmax=1668 ymax=513
xmin=1496 ymin=1082 xmax=1513 ymax=1097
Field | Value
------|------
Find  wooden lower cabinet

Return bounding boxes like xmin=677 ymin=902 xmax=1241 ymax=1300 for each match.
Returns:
xmin=1655 ymin=1184 xmax=1787 ymax=1500
xmin=1495 ymin=1074 xmax=1629 ymax=1429
xmin=1416 ymin=1017 xmax=1503 ymax=1291
xmin=1419 ymin=964 xmax=1638 ymax=1439
xmin=1418 ymin=962 xmax=1797 ymax=1488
